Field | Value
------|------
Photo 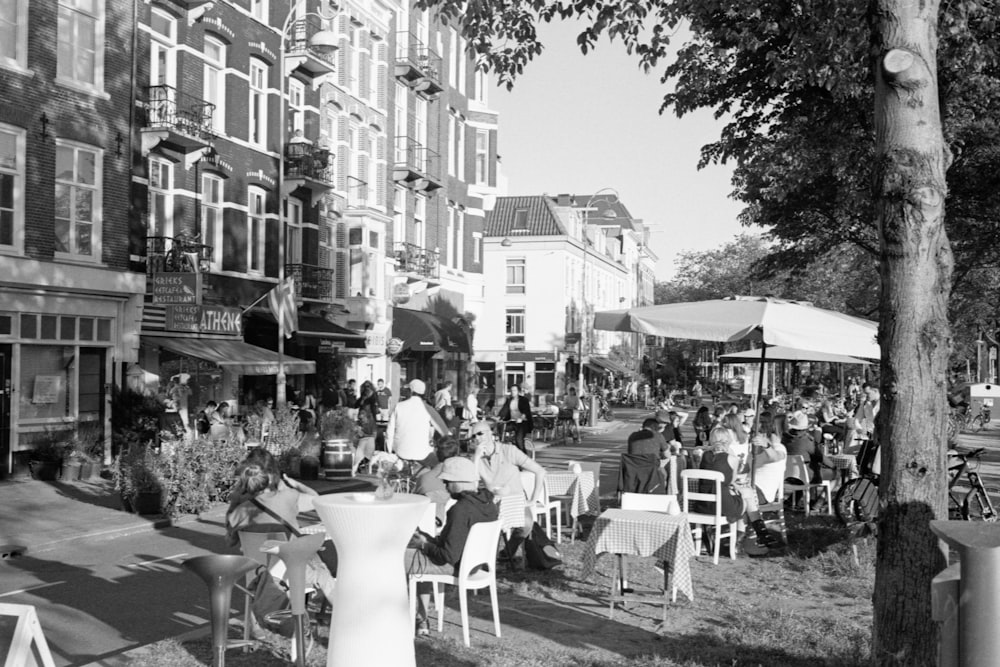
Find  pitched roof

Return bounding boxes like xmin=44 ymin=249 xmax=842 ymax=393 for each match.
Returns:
xmin=569 ymin=193 xmax=637 ymax=231
xmin=484 ymin=196 xmax=567 ymax=237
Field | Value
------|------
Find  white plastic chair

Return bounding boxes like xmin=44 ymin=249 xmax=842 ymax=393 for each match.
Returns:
xmin=237 ymin=529 xmax=288 ymax=649
xmin=519 ymin=470 xmax=562 ymax=543
xmin=408 ymin=520 xmax=503 ymax=647
xmin=620 ymin=492 xmax=678 ymax=514
xmin=680 ymin=469 xmax=738 ymax=565
xmin=784 ymin=454 xmax=833 ymax=515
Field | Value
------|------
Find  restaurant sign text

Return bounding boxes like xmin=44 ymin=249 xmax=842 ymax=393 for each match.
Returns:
xmin=166 ymin=305 xmax=243 ymax=335
xmin=152 ymin=273 xmax=199 ymax=304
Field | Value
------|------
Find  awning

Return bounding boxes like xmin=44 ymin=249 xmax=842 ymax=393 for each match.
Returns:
xmin=391 ymin=307 xmax=471 ymax=354
xmin=252 ymin=311 xmax=366 ymax=347
xmin=588 ymin=355 xmax=633 ymax=376
xmin=154 ymin=337 xmax=315 ymax=375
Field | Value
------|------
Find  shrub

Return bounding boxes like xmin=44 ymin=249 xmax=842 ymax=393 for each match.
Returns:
xmin=157 ymin=434 xmax=247 ymax=518
xmin=111 ymin=385 xmax=164 ymax=458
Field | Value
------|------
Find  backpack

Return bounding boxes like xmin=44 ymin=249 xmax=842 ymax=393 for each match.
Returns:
xmin=523 ymin=522 xmax=563 ymax=570
xmin=196 ymin=411 xmax=210 ymax=435
xmin=247 ymin=564 xmax=295 ymax=637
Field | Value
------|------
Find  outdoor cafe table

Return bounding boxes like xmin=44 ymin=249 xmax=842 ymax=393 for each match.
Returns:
xmin=828 ymin=453 xmax=859 ymax=486
xmin=545 ymin=470 xmax=598 ymax=539
xmin=581 ymin=509 xmax=696 ymax=618
xmin=312 ymin=492 xmax=428 ymax=667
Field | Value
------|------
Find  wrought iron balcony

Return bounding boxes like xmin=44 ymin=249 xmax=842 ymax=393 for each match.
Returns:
xmin=286 ymin=263 xmax=335 ymax=301
xmin=392 ymin=136 xmax=442 ymax=192
xmin=285 ymin=15 xmax=337 ymax=78
xmin=283 ymin=141 xmax=335 ymax=205
xmin=394 ymin=32 xmax=443 ymax=97
xmin=141 ymin=85 xmax=215 ymax=156
xmin=394 ymin=242 xmax=439 ymax=279
xmin=146 ymin=233 xmax=213 ymax=275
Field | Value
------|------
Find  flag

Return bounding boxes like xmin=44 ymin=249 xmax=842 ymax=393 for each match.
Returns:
xmin=267 ymin=276 xmax=298 ymax=338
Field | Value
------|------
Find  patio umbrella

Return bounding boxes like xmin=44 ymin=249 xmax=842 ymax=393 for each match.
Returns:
xmin=594 ymin=296 xmax=879 ymax=483
xmin=718 ymin=346 xmax=872 ymax=365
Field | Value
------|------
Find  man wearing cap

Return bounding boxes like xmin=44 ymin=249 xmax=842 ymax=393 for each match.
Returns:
xmin=627 ymin=417 xmax=670 ymax=459
xmin=406 ymin=456 xmax=499 ymax=635
xmin=386 ymin=379 xmax=449 ymax=465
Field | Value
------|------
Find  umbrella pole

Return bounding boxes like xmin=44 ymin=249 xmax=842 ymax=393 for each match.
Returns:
xmin=750 ymin=346 xmax=767 ymax=489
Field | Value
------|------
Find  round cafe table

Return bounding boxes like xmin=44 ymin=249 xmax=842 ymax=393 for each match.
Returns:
xmin=312 ymin=492 xmax=429 ymax=667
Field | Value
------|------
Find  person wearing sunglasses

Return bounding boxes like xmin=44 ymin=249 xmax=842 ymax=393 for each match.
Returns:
xmin=471 ymin=424 xmax=546 ymax=520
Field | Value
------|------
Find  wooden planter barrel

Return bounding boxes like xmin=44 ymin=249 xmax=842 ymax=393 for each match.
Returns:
xmin=322 ymin=439 xmax=354 ymax=479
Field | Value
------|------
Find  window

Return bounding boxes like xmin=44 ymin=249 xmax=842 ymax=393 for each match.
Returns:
xmin=506 ymin=308 xmax=525 ymax=349
xmin=54 ymin=141 xmax=101 ymax=260
xmin=285 ymin=197 xmax=302 ymax=264
xmin=513 ymin=209 xmax=528 ymax=231
xmin=506 ymin=258 xmax=525 ymax=294
xmin=288 ymin=79 xmax=305 ymax=136
xmin=0 ymin=125 xmax=25 ymax=252
xmin=392 ymin=186 xmax=405 ymax=247
xmin=456 ymin=209 xmax=464 ymax=271
xmin=203 ymin=36 xmax=226 ymax=134
xmin=0 ymin=0 xmax=28 ymax=69
xmin=201 ymin=174 xmax=223 ymax=269
xmin=472 ymin=231 xmax=481 ymax=264
xmin=448 ymin=28 xmax=458 ymax=88
xmin=445 ymin=204 xmax=454 ymax=267
xmin=414 ymin=194 xmax=426 ymax=248
xmin=147 ymin=158 xmax=172 ymax=238
xmin=250 ymin=0 xmax=268 ymax=23
xmin=248 ymin=187 xmax=266 ymax=273
xmin=457 ymin=36 xmax=466 ymax=94
xmin=475 ymin=130 xmax=488 ymax=184
xmin=456 ymin=118 xmax=465 ymax=181
xmin=474 ymin=68 xmax=488 ymax=104
xmin=57 ymin=0 xmax=104 ymax=89
xmin=249 ymin=59 xmax=268 ymax=147
xmin=414 ymin=97 xmax=427 ymax=168
xmin=447 ymin=113 xmax=455 ymax=176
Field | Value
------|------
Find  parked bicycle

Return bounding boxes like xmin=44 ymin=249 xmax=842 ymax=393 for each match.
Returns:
xmin=834 ymin=439 xmax=881 ymax=529
xmin=947 ymin=447 xmax=997 ymax=521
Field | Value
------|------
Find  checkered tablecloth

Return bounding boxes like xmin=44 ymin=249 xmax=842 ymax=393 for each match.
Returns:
xmin=498 ymin=494 xmax=527 ymax=536
xmin=828 ymin=453 xmax=858 ymax=482
xmin=546 ymin=471 xmax=598 ymax=520
xmin=580 ymin=509 xmax=696 ymax=602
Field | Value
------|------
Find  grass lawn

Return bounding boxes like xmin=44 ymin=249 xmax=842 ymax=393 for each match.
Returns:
xmin=128 ymin=511 xmax=874 ymax=666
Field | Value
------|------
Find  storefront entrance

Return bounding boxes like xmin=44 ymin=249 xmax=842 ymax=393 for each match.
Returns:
xmin=0 ymin=345 xmax=9 ymax=478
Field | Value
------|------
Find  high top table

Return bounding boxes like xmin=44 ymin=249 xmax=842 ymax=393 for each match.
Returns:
xmin=312 ymin=492 xmax=429 ymax=667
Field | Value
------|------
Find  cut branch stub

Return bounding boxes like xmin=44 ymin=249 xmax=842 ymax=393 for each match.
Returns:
xmin=883 ymin=49 xmax=916 ymax=78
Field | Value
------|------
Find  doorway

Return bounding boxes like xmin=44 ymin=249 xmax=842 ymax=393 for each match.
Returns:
xmin=0 ymin=345 xmax=9 ymax=477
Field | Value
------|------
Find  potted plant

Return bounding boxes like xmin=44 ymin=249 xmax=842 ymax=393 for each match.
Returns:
xmin=27 ymin=433 xmax=68 ymax=482
xmin=112 ymin=445 xmax=165 ymax=515
xmin=318 ymin=407 xmax=362 ymax=479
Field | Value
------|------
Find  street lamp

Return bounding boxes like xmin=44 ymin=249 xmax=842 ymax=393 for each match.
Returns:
xmin=578 ymin=187 xmax=619 ymax=425
xmin=275 ymin=1 xmax=338 ymax=407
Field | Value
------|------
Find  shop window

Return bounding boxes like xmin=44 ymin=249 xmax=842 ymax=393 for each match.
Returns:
xmin=535 ymin=362 xmax=555 ymax=396
xmin=60 ymin=316 xmax=75 ymax=340
xmin=0 ymin=313 xmax=11 ymax=335
xmin=19 ymin=345 xmax=73 ymax=420
xmin=79 ymin=317 xmax=93 ymax=340
xmin=41 ymin=315 xmax=57 ymax=339
xmin=20 ymin=313 xmax=35 ymax=338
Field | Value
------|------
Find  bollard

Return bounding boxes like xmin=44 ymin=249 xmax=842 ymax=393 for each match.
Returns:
xmin=931 ymin=561 xmax=960 ymax=667
xmin=929 ymin=521 xmax=1000 ymax=667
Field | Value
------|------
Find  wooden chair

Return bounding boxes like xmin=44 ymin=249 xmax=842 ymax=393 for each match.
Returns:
xmin=408 ymin=520 xmax=503 ymax=647
xmin=680 ymin=469 xmax=738 ymax=564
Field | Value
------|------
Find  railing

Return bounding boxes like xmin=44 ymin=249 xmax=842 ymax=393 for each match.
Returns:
xmin=287 ymin=15 xmax=337 ymax=68
xmin=144 ymin=85 xmax=215 ymax=142
xmin=285 ymin=143 xmax=334 ymax=185
xmin=286 ymin=263 xmax=334 ymax=301
xmin=146 ymin=234 xmax=213 ymax=274
xmin=393 ymin=136 xmax=441 ymax=182
xmin=346 ymin=175 xmax=368 ymax=208
xmin=395 ymin=31 xmax=442 ymax=84
xmin=394 ymin=242 xmax=439 ymax=279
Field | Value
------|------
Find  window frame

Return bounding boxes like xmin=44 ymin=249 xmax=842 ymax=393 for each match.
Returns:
xmin=201 ymin=173 xmax=224 ymax=270
xmin=0 ymin=0 xmax=29 ymax=71
xmin=53 ymin=139 xmax=102 ymax=262
xmin=203 ymin=35 xmax=226 ymax=135
xmin=505 ymin=257 xmax=526 ymax=294
xmin=147 ymin=157 xmax=173 ymax=240
xmin=474 ymin=129 xmax=488 ymax=185
xmin=250 ymin=0 xmax=268 ymax=24
xmin=285 ymin=196 xmax=303 ymax=265
xmin=247 ymin=186 xmax=267 ymax=275
xmin=56 ymin=0 xmax=106 ymax=93
xmin=505 ymin=307 xmax=526 ymax=349
xmin=0 ymin=123 xmax=26 ymax=254
xmin=249 ymin=58 xmax=268 ymax=148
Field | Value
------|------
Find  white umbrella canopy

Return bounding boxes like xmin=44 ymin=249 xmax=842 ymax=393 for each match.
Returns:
xmin=593 ymin=296 xmax=879 ymax=360
xmin=718 ymin=345 xmax=871 ymax=365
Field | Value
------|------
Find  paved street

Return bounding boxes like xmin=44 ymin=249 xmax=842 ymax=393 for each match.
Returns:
xmin=1 ymin=406 xmax=997 ymax=666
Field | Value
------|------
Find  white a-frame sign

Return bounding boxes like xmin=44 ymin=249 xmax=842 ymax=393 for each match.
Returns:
xmin=0 ymin=603 xmax=56 ymax=667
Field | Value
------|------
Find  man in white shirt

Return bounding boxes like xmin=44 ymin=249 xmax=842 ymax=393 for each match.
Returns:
xmin=387 ymin=379 xmax=448 ymax=464
xmin=433 ymin=381 xmax=453 ymax=411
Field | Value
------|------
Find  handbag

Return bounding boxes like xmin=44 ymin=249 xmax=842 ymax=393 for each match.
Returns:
xmin=247 ymin=564 xmax=295 ymax=637
xmin=251 ymin=498 xmax=338 ymax=577
xmin=523 ymin=522 xmax=563 ymax=570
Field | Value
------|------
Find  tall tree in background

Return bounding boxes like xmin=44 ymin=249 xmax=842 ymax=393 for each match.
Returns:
xmin=421 ymin=0 xmax=985 ymax=661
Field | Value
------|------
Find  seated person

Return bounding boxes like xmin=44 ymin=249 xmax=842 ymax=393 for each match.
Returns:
xmin=225 ymin=450 xmax=336 ymax=606
xmin=471 ymin=422 xmax=546 ymax=508
xmin=413 ymin=438 xmax=461 ymax=528
xmin=406 ymin=457 xmax=499 ymax=636
xmin=627 ymin=418 xmax=670 ymax=459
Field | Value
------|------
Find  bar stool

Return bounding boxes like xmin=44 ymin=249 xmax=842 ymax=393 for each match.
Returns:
xmin=261 ymin=532 xmax=328 ymax=667
xmin=183 ymin=554 xmax=258 ymax=667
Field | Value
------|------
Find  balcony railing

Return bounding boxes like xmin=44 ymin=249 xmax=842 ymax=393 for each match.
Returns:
xmin=392 ymin=136 xmax=442 ymax=191
xmin=286 ymin=263 xmax=334 ymax=301
xmin=346 ymin=175 xmax=369 ymax=209
xmin=395 ymin=241 xmax=439 ymax=279
xmin=146 ymin=234 xmax=213 ymax=274
xmin=143 ymin=85 xmax=215 ymax=144
xmin=285 ymin=143 xmax=334 ymax=185
xmin=285 ymin=15 xmax=337 ymax=77
xmin=395 ymin=32 xmax=443 ymax=96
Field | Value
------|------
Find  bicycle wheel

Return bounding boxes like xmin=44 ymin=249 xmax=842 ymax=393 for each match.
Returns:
xmin=963 ymin=489 xmax=998 ymax=522
xmin=971 ymin=416 xmax=984 ymax=433
xmin=947 ymin=416 xmax=959 ymax=445
xmin=834 ymin=477 xmax=880 ymax=526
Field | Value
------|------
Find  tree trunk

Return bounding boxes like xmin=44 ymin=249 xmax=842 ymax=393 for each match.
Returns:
xmin=870 ymin=1 xmax=952 ymax=665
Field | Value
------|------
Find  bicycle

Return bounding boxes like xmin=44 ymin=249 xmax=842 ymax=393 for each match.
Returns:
xmin=947 ymin=447 xmax=998 ymax=521
xmin=833 ymin=439 xmax=880 ymax=529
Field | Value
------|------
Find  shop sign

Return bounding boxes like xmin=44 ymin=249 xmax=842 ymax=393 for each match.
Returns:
xmin=365 ymin=331 xmax=386 ymax=354
xmin=165 ymin=305 xmax=242 ymax=335
xmin=386 ymin=337 xmax=404 ymax=355
xmin=319 ymin=340 xmax=346 ymax=355
xmin=392 ymin=283 xmax=411 ymax=304
xmin=507 ymin=351 xmax=557 ymax=362
xmin=152 ymin=273 xmax=199 ymax=304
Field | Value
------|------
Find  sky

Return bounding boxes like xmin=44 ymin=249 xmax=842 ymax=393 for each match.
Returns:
xmin=487 ymin=20 xmax=745 ymax=280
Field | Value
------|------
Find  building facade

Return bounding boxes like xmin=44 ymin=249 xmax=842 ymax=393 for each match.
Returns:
xmin=0 ymin=0 xmax=144 ymax=475
xmin=478 ymin=194 xmax=649 ymax=407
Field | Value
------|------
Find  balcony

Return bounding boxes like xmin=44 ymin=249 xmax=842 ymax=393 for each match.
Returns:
xmin=140 ymin=85 xmax=215 ymax=163
xmin=395 ymin=242 xmax=439 ymax=280
xmin=346 ymin=176 xmax=369 ymax=209
xmin=283 ymin=141 xmax=335 ymax=206
xmin=286 ymin=263 xmax=334 ymax=301
xmin=285 ymin=15 xmax=337 ymax=80
xmin=395 ymin=32 xmax=443 ymax=98
xmin=392 ymin=137 xmax=442 ymax=192
xmin=146 ymin=234 xmax=213 ymax=275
